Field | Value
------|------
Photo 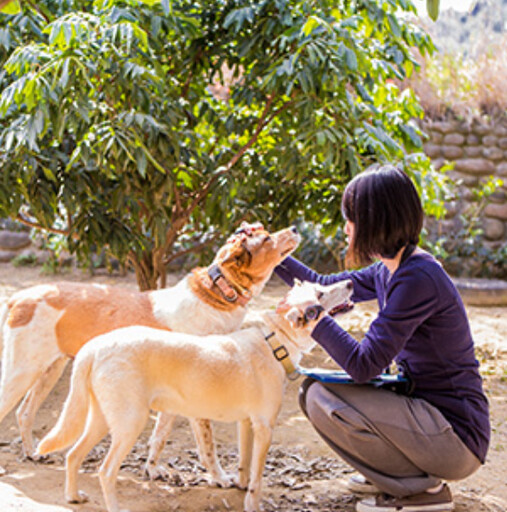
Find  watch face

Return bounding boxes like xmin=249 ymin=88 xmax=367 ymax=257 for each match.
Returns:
xmin=305 ymin=305 xmax=323 ymax=321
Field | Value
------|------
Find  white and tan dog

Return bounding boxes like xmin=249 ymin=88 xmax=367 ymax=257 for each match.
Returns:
xmin=36 ymin=279 xmax=354 ymax=512
xmin=0 ymin=223 xmax=299 ymax=484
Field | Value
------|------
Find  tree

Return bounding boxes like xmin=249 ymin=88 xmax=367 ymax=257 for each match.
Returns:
xmin=0 ymin=0 xmax=446 ymax=290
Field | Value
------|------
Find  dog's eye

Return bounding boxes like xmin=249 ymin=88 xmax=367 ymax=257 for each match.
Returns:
xmin=263 ymin=235 xmax=273 ymax=245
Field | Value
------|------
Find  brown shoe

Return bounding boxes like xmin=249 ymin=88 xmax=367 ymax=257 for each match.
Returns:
xmin=356 ymin=483 xmax=454 ymax=512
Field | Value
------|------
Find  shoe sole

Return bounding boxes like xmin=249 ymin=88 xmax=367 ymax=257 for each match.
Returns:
xmin=356 ymin=502 xmax=454 ymax=512
xmin=347 ymin=482 xmax=379 ymax=494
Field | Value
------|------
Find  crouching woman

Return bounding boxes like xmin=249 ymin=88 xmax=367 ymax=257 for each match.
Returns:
xmin=275 ymin=165 xmax=490 ymax=512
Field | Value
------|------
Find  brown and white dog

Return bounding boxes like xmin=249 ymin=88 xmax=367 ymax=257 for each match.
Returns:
xmin=0 ymin=223 xmax=300 ymax=484
xmin=36 ymin=279 xmax=354 ymax=512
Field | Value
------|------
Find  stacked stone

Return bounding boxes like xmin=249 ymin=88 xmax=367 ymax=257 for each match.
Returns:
xmin=422 ymin=119 xmax=507 ymax=250
xmin=0 ymin=219 xmax=32 ymax=262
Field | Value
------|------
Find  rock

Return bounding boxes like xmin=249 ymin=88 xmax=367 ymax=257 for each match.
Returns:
xmin=465 ymin=146 xmax=482 ymax=158
xmin=483 ymin=218 xmax=505 ymax=240
xmin=466 ymin=134 xmax=480 ymax=146
xmin=482 ymin=146 xmax=504 ymax=160
xmin=497 ymin=162 xmax=507 ymax=176
xmin=443 ymin=133 xmax=465 ymax=145
xmin=453 ymin=159 xmax=496 ymax=175
xmin=494 ymin=124 xmax=507 ymax=137
xmin=484 ymin=203 xmax=507 ymax=220
xmin=423 ymin=143 xmax=441 ymax=159
xmin=0 ymin=230 xmax=31 ymax=251
xmin=0 ymin=250 xmax=18 ymax=263
xmin=482 ymin=135 xmax=498 ymax=147
xmin=442 ymin=145 xmax=464 ymax=159
xmin=473 ymin=123 xmax=492 ymax=136
xmin=498 ymin=137 xmax=507 ymax=150
xmin=430 ymin=121 xmax=456 ymax=134
xmin=447 ymin=170 xmax=479 ymax=187
xmin=429 ymin=131 xmax=444 ymax=144
xmin=18 ymin=248 xmax=52 ymax=264
xmin=490 ymin=189 xmax=507 ymax=203
xmin=453 ymin=278 xmax=507 ymax=306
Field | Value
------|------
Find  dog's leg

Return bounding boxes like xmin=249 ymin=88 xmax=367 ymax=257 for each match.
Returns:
xmin=190 ymin=418 xmax=235 ymax=488
xmin=16 ymin=356 xmax=69 ymax=460
xmin=243 ymin=418 xmax=273 ymax=512
xmin=65 ymin=394 xmax=108 ymax=504
xmin=0 ymin=366 xmax=40 ymax=427
xmin=99 ymin=412 xmax=148 ymax=512
xmin=236 ymin=418 xmax=253 ymax=490
xmin=144 ymin=412 xmax=176 ymax=480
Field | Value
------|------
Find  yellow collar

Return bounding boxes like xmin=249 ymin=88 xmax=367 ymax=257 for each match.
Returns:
xmin=263 ymin=331 xmax=298 ymax=378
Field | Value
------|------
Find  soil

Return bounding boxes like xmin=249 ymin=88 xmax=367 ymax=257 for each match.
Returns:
xmin=0 ymin=264 xmax=506 ymax=512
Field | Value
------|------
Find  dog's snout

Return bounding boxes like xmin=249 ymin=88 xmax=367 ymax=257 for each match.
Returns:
xmin=290 ymin=226 xmax=298 ymax=234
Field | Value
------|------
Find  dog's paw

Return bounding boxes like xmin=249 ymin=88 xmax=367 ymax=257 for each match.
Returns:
xmin=210 ymin=472 xmax=236 ymax=489
xmin=232 ymin=474 xmax=248 ymax=490
xmin=66 ymin=490 xmax=89 ymax=504
xmin=143 ymin=463 xmax=170 ymax=481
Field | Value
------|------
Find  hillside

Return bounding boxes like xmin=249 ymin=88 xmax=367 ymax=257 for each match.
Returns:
xmin=423 ymin=0 xmax=507 ymax=56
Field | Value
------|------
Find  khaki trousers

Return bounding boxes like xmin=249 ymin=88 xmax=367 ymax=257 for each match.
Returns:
xmin=300 ymin=378 xmax=481 ymax=497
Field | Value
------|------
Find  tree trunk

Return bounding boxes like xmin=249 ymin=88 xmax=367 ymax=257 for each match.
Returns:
xmin=129 ymin=250 xmax=163 ymax=291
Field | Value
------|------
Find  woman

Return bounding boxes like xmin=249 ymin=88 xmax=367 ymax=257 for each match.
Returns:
xmin=275 ymin=165 xmax=490 ymax=512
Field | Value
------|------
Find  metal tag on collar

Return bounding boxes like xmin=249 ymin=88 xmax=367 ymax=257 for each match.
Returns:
xmin=208 ymin=265 xmax=238 ymax=302
xmin=208 ymin=264 xmax=223 ymax=284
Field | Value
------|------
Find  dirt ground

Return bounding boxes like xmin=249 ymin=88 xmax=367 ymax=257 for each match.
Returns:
xmin=0 ymin=264 xmax=506 ymax=512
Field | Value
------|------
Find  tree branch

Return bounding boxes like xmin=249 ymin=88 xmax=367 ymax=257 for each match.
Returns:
xmin=24 ymin=0 xmax=50 ymax=22
xmin=16 ymin=214 xmax=70 ymax=237
xmin=187 ymin=94 xmax=286 ymax=215
xmin=163 ymin=232 xmax=221 ymax=265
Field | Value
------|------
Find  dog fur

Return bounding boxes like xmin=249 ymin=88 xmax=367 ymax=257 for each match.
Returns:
xmin=0 ymin=225 xmax=300 ymax=484
xmin=37 ymin=279 xmax=353 ymax=512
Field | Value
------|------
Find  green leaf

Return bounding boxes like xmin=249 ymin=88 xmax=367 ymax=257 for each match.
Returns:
xmin=302 ymin=17 xmax=319 ymax=37
xmin=345 ymin=48 xmax=357 ymax=71
xmin=427 ymin=0 xmax=440 ymax=21
xmin=0 ymin=1 xmax=20 ymax=14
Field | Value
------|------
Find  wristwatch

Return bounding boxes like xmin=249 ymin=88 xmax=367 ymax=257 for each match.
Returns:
xmin=303 ymin=304 xmax=325 ymax=324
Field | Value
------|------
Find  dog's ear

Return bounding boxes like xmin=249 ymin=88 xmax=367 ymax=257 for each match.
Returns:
xmin=220 ymin=243 xmax=249 ymax=268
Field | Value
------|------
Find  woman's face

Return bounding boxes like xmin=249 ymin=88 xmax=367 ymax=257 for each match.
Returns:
xmin=344 ymin=220 xmax=355 ymax=247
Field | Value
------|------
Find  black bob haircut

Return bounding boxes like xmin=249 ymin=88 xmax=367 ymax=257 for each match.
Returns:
xmin=341 ymin=164 xmax=423 ymax=265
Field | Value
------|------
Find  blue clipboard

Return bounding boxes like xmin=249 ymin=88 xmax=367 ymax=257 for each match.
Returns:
xmin=297 ymin=366 xmax=408 ymax=385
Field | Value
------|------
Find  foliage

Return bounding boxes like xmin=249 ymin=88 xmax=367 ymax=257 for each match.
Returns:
xmin=405 ymin=34 xmax=507 ymax=118
xmin=424 ymin=176 xmax=507 ymax=279
xmin=0 ymin=0 xmax=446 ymax=289
xmin=11 ymin=251 xmax=37 ymax=267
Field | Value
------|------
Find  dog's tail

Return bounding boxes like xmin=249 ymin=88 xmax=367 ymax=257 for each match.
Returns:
xmin=37 ymin=350 xmax=94 ymax=455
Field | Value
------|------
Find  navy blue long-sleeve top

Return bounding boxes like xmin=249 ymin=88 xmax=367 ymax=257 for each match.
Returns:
xmin=275 ymin=253 xmax=490 ymax=464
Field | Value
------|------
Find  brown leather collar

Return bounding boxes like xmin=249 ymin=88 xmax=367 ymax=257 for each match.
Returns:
xmin=207 ymin=264 xmax=252 ymax=307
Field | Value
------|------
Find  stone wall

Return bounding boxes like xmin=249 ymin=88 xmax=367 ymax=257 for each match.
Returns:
xmin=422 ymin=118 xmax=507 ymax=257
xmin=0 ymin=219 xmax=32 ymax=263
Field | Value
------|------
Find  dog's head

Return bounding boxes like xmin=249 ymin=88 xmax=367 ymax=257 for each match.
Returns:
xmin=214 ymin=222 xmax=301 ymax=292
xmin=278 ymin=279 xmax=354 ymax=332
